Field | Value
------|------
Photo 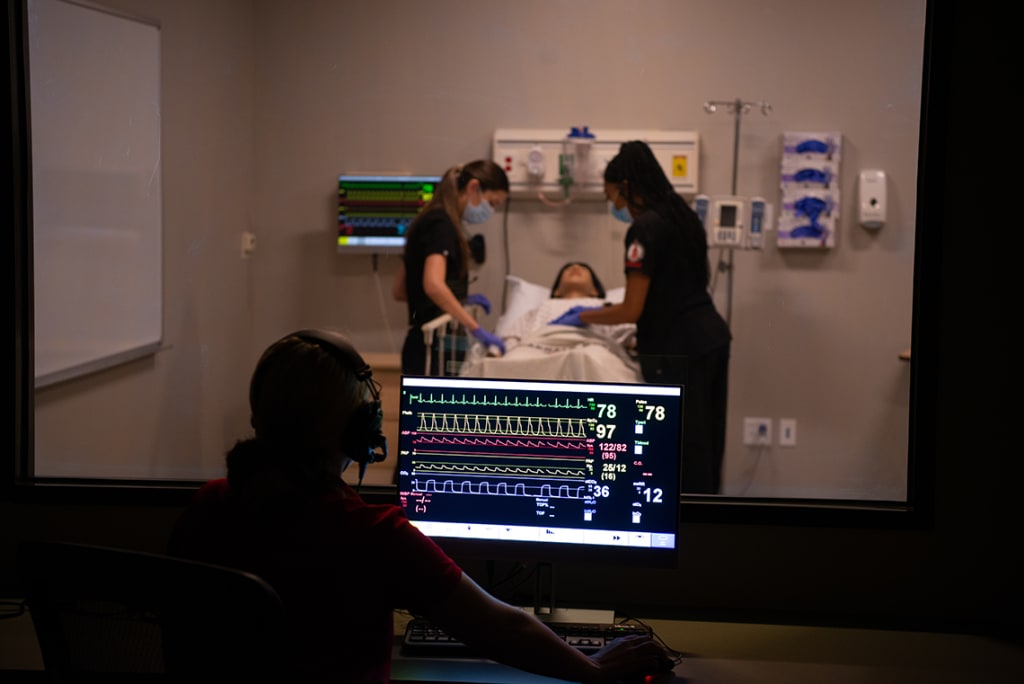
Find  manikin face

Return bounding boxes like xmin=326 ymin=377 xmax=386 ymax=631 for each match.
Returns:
xmin=554 ymin=263 xmax=599 ymax=298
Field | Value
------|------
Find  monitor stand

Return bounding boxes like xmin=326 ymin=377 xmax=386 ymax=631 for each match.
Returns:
xmin=521 ymin=562 xmax=616 ymax=625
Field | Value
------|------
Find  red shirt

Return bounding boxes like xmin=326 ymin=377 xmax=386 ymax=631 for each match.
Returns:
xmin=168 ymin=478 xmax=463 ymax=683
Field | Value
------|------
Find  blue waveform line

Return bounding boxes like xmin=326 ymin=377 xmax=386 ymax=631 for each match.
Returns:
xmin=411 ymin=478 xmax=591 ymax=498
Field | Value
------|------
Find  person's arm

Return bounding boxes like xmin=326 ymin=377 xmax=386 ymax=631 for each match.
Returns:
xmin=392 ymin=262 xmax=407 ymax=302
xmin=579 ymin=271 xmax=650 ymax=326
xmin=422 ymin=253 xmax=482 ymax=332
xmin=423 ymin=574 xmax=670 ymax=684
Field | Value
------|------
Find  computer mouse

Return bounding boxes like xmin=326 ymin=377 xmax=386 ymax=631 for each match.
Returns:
xmin=616 ymin=653 xmax=678 ymax=684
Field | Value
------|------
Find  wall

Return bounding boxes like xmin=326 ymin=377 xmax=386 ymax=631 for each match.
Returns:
xmin=30 ymin=0 xmax=921 ymax=503
xmin=6 ymin=0 xmax=1022 ymax=636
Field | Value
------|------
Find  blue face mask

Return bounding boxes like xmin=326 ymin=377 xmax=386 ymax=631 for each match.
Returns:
xmin=463 ymin=198 xmax=494 ymax=225
xmin=609 ymin=201 xmax=632 ymax=224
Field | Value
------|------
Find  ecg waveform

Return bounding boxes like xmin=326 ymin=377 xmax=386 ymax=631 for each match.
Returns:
xmin=412 ymin=434 xmax=588 ymax=452
xmin=407 ymin=392 xmax=588 ymax=410
xmin=410 ymin=478 xmax=591 ymax=499
xmin=415 ymin=412 xmax=588 ymax=438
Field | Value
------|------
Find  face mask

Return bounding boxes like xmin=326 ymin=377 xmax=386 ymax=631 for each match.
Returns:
xmin=462 ymin=198 xmax=494 ymax=225
xmin=609 ymin=201 xmax=632 ymax=224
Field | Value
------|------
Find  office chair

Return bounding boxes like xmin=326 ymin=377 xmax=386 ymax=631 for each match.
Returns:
xmin=18 ymin=540 xmax=287 ymax=682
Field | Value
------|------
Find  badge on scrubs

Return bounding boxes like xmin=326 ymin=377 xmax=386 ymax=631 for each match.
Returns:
xmin=626 ymin=240 xmax=645 ymax=268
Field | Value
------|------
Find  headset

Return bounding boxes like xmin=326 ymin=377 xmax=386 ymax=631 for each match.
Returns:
xmin=253 ymin=329 xmax=388 ymax=483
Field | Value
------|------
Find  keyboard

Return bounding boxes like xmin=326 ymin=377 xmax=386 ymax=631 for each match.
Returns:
xmin=401 ymin=616 xmax=652 ymax=657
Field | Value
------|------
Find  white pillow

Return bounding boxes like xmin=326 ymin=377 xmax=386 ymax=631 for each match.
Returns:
xmin=496 ymin=276 xmax=627 ymax=337
xmin=497 ymin=275 xmax=550 ymax=336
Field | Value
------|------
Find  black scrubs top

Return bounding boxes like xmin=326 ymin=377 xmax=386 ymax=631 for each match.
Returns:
xmin=402 ymin=208 xmax=468 ymax=329
xmin=623 ymin=202 xmax=731 ymax=381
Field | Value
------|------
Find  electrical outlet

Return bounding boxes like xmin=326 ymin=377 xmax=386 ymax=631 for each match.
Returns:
xmin=743 ymin=417 xmax=772 ymax=446
xmin=779 ymin=418 xmax=797 ymax=446
xmin=241 ymin=231 xmax=256 ymax=258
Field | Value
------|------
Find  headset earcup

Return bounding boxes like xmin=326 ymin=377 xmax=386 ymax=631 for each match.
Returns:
xmin=341 ymin=400 xmax=386 ymax=465
xmin=286 ymin=329 xmax=388 ymax=473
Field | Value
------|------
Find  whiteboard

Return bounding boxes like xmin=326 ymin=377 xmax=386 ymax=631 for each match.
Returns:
xmin=29 ymin=0 xmax=162 ymax=388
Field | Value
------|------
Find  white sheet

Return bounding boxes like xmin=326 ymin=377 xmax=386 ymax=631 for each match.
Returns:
xmin=499 ymin=297 xmax=635 ymax=352
xmin=458 ymin=296 xmax=638 ymax=382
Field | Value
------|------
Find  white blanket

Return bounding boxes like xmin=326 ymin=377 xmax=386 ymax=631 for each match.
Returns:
xmin=460 ymin=322 xmax=642 ymax=383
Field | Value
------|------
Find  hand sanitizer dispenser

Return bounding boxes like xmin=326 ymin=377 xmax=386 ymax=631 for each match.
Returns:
xmin=858 ymin=170 xmax=886 ymax=230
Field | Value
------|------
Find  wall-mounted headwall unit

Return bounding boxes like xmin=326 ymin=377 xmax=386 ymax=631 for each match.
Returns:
xmin=493 ymin=128 xmax=700 ymax=200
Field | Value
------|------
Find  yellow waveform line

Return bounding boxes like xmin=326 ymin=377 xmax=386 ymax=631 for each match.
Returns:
xmin=416 ymin=412 xmax=589 ymax=437
xmin=413 ymin=462 xmax=584 ymax=477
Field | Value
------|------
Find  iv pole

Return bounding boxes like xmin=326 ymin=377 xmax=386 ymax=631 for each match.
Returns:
xmin=702 ymin=98 xmax=771 ymax=327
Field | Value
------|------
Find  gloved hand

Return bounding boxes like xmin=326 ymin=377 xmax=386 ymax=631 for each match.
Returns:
xmin=465 ymin=293 xmax=491 ymax=315
xmin=471 ymin=326 xmax=506 ymax=355
xmin=549 ymin=305 xmax=600 ymax=327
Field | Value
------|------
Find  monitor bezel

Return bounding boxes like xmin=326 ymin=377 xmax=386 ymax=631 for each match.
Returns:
xmin=394 ymin=375 xmax=683 ymax=570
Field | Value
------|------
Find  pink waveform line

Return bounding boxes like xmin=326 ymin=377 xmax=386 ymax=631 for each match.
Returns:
xmin=412 ymin=449 xmax=589 ymax=460
xmin=414 ymin=435 xmax=588 ymax=450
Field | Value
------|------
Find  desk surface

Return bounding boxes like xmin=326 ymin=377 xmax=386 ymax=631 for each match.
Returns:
xmin=391 ymin=617 xmax=1024 ymax=684
xmin=4 ymin=602 xmax=1022 ymax=683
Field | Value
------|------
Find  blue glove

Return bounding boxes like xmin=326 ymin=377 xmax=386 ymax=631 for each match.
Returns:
xmin=471 ymin=327 xmax=506 ymax=355
xmin=549 ymin=305 xmax=600 ymax=327
xmin=465 ymin=293 xmax=491 ymax=315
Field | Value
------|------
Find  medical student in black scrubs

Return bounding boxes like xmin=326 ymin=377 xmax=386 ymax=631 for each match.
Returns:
xmin=393 ymin=160 xmax=510 ymax=375
xmin=551 ymin=141 xmax=732 ymax=494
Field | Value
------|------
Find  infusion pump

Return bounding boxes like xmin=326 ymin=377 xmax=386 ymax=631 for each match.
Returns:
xmin=697 ymin=194 xmax=771 ymax=250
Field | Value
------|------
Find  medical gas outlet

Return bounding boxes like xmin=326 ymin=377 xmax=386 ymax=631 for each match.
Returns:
xmin=494 ymin=128 xmax=700 ymax=199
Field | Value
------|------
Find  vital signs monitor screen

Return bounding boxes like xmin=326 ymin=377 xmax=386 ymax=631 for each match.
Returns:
xmin=395 ymin=376 xmax=682 ymax=566
xmin=337 ymin=174 xmax=440 ymax=253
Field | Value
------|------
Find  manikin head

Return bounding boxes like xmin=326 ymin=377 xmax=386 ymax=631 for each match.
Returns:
xmin=550 ymin=262 xmax=606 ymax=299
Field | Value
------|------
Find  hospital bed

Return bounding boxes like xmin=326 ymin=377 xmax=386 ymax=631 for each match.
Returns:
xmin=422 ymin=275 xmax=642 ymax=383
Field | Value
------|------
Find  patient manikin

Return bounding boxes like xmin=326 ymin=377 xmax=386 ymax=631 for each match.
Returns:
xmin=501 ymin=262 xmax=635 ymax=352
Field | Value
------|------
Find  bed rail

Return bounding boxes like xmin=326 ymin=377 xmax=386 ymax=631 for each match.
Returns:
xmin=420 ymin=306 xmax=481 ymax=376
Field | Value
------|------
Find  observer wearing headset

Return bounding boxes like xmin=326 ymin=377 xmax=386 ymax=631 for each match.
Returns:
xmin=168 ymin=329 xmax=672 ymax=682
xmin=393 ymin=159 xmax=509 ymax=375
xmin=551 ymin=141 xmax=732 ymax=495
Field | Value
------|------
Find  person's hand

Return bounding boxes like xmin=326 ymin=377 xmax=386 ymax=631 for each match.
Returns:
xmin=586 ymin=634 xmax=675 ymax=684
xmin=549 ymin=305 xmax=600 ymax=327
xmin=465 ymin=293 xmax=491 ymax=315
xmin=471 ymin=327 xmax=506 ymax=355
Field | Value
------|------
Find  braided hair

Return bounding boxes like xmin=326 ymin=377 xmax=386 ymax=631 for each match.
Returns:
xmin=604 ymin=141 xmax=711 ymax=286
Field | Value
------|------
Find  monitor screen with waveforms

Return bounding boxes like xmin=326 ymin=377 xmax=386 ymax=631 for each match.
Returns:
xmin=337 ymin=174 xmax=441 ymax=254
xmin=396 ymin=376 xmax=682 ymax=568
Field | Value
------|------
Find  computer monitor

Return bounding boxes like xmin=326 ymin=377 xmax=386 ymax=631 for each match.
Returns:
xmin=337 ymin=174 xmax=441 ymax=254
xmin=396 ymin=376 xmax=682 ymax=569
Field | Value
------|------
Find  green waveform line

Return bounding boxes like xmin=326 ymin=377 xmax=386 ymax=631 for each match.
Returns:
xmin=407 ymin=392 xmax=588 ymax=410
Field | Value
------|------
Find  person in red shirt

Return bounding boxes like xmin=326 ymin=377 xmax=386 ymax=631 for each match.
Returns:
xmin=169 ymin=328 xmax=672 ymax=683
